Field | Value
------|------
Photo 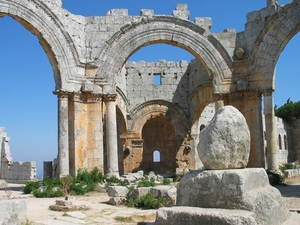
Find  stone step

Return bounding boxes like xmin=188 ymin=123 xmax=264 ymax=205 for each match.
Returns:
xmin=0 ymin=180 xmax=7 ymax=188
xmin=155 ymin=207 xmax=257 ymax=225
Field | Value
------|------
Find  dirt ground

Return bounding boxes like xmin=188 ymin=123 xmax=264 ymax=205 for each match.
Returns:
xmin=1 ymin=176 xmax=300 ymax=225
xmin=275 ymin=176 xmax=300 ymax=210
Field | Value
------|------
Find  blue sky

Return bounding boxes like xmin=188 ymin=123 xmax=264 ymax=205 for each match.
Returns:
xmin=0 ymin=0 xmax=298 ymax=178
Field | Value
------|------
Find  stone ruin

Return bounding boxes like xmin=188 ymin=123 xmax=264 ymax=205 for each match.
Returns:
xmin=0 ymin=127 xmax=37 ymax=183
xmin=154 ymin=106 xmax=289 ymax=225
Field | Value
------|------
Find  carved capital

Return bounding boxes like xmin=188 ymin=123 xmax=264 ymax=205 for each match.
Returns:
xmin=86 ymin=93 xmax=102 ymax=103
xmin=53 ymin=90 xmax=70 ymax=99
xmin=262 ymin=89 xmax=274 ymax=97
xmin=69 ymin=92 xmax=82 ymax=102
xmin=103 ymin=94 xmax=117 ymax=102
xmin=131 ymin=139 xmax=143 ymax=148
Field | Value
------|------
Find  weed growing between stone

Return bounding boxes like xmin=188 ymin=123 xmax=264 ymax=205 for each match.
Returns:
xmin=137 ymin=176 xmax=156 ymax=187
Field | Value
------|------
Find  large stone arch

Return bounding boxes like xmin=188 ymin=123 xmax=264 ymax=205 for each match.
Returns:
xmin=251 ymin=1 xmax=300 ymax=89
xmin=128 ymin=100 xmax=189 ymax=137
xmin=0 ymin=0 xmax=80 ymax=90
xmin=95 ymin=16 xmax=232 ymax=94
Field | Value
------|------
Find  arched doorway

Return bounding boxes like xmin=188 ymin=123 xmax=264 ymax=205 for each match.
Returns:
xmin=141 ymin=116 xmax=175 ymax=174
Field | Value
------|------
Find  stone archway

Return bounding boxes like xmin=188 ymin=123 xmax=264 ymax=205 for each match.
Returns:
xmin=249 ymin=1 xmax=300 ymax=170
xmin=141 ymin=116 xmax=175 ymax=174
xmin=95 ymin=16 xmax=232 ymax=94
xmin=251 ymin=1 xmax=300 ymax=89
xmin=0 ymin=0 xmax=80 ymax=90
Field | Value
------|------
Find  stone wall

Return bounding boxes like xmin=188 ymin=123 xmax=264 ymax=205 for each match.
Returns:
xmin=289 ymin=119 xmax=300 ymax=164
xmin=276 ymin=117 xmax=289 ymax=164
xmin=125 ymin=60 xmax=190 ymax=113
xmin=0 ymin=127 xmax=36 ymax=183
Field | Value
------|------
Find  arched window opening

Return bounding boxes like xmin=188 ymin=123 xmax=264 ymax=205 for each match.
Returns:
xmin=153 ymin=150 xmax=161 ymax=162
xmin=284 ymin=135 xmax=287 ymax=150
xmin=278 ymin=134 xmax=282 ymax=150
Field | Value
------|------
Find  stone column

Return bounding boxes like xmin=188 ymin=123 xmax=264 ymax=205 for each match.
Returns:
xmin=264 ymin=90 xmax=279 ymax=171
xmin=228 ymin=92 xmax=265 ymax=168
xmin=267 ymin=0 xmax=278 ymax=6
xmin=55 ymin=91 xmax=70 ymax=177
xmin=215 ymin=100 xmax=224 ymax=111
xmin=103 ymin=94 xmax=119 ymax=177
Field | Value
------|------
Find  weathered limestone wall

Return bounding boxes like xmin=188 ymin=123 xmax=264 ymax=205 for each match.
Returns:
xmin=289 ymin=119 xmax=300 ymax=164
xmin=68 ymin=93 xmax=103 ymax=176
xmin=262 ymin=116 xmax=290 ymax=165
xmin=125 ymin=60 xmax=190 ymax=113
xmin=0 ymin=127 xmax=36 ymax=183
xmin=276 ymin=117 xmax=289 ymax=164
xmin=188 ymin=59 xmax=212 ymax=96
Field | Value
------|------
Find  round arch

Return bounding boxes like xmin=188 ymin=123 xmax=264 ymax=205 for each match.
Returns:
xmin=128 ymin=100 xmax=190 ymax=137
xmin=0 ymin=0 xmax=80 ymax=90
xmin=95 ymin=16 xmax=232 ymax=94
xmin=251 ymin=1 xmax=300 ymax=89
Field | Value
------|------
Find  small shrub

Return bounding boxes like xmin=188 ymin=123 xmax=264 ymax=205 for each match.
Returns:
xmin=60 ymin=175 xmax=73 ymax=196
xmin=279 ymin=163 xmax=296 ymax=173
xmin=106 ymin=176 xmax=129 ymax=187
xmin=135 ymin=193 xmax=164 ymax=209
xmin=33 ymin=188 xmax=64 ymax=198
xmin=137 ymin=176 xmax=156 ymax=187
xmin=23 ymin=180 xmax=41 ymax=194
xmin=163 ymin=178 xmax=171 ymax=185
xmin=70 ymin=182 xmax=90 ymax=195
xmin=23 ymin=167 xmax=106 ymax=198
xmin=43 ymin=176 xmax=61 ymax=188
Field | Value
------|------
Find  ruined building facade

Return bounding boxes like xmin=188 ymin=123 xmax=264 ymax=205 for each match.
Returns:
xmin=1 ymin=0 xmax=300 ymax=177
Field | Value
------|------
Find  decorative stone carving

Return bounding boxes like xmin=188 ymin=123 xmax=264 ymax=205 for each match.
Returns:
xmin=198 ymin=106 xmax=250 ymax=170
xmin=172 ymin=4 xmax=190 ymax=20
xmin=235 ymin=47 xmax=245 ymax=59
xmin=103 ymin=94 xmax=117 ymax=102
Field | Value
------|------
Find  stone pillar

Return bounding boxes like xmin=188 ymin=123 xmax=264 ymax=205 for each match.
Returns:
xmin=43 ymin=161 xmax=53 ymax=179
xmin=264 ymin=90 xmax=278 ymax=171
xmin=267 ymin=0 xmax=278 ymax=6
xmin=229 ymin=92 xmax=265 ymax=168
xmin=56 ymin=91 xmax=70 ymax=177
xmin=103 ymin=94 xmax=119 ymax=177
xmin=215 ymin=100 xmax=224 ymax=111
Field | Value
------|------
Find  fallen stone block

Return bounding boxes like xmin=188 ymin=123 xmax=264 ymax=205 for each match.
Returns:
xmin=108 ymin=186 xmax=128 ymax=197
xmin=108 ymin=197 xmax=126 ymax=205
xmin=130 ymin=187 xmax=151 ymax=201
xmin=152 ymin=185 xmax=177 ymax=206
xmin=0 ymin=199 xmax=27 ymax=225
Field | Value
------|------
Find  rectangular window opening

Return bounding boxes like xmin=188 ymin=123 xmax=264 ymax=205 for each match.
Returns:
xmin=153 ymin=74 xmax=161 ymax=85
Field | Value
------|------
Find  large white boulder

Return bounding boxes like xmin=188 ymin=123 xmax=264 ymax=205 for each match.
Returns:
xmin=198 ymin=105 xmax=250 ymax=170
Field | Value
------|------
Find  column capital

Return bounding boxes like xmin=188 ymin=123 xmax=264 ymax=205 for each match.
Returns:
xmin=262 ymin=88 xmax=274 ymax=97
xmin=53 ymin=90 xmax=70 ymax=99
xmin=86 ymin=93 xmax=102 ymax=103
xmin=103 ymin=94 xmax=117 ymax=102
xmin=69 ymin=92 xmax=82 ymax=102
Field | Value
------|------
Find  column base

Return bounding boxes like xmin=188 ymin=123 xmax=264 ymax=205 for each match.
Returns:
xmin=106 ymin=171 xmax=119 ymax=178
